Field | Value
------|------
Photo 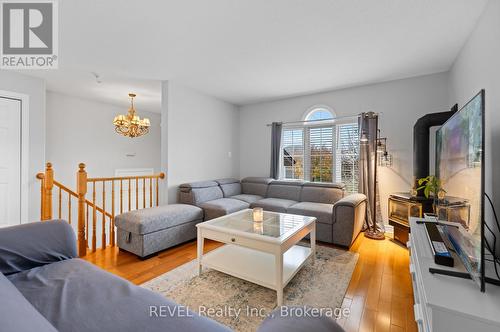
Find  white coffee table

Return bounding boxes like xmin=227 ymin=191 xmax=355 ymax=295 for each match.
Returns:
xmin=196 ymin=209 xmax=316 ymax=306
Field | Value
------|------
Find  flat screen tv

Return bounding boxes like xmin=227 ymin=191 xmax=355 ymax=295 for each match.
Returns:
xmin=435 ymin=90 xmax=486 ymax=291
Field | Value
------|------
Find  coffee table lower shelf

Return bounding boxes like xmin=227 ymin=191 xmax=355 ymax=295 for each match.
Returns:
xmin=200 ymin=244 xmax=312 ymax=295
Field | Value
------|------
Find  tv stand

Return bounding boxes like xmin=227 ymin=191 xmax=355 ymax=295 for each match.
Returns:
xmin=429 ymin=267 xmax=500 ymax=286
xmin=408 ymin=218 xmax=500 ymax=331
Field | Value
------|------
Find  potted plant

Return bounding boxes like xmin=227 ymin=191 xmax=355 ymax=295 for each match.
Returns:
xmin=417 ymin=175 xmax=446 ymax=213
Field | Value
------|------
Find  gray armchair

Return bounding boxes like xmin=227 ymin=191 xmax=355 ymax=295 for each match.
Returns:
xmin=258 ymin=306 xmax=345 ymax=332
xmin=0 ymin=221 xmax=231 ymax=332
xmin=0 ymin=221 xmax=344 ymax=332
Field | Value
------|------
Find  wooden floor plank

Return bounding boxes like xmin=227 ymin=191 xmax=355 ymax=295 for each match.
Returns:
xmin=365 ymin=271 xmax=383 ymax=310
xmin=390 ymin=296 xmax=408 ymax=328
xmin=83 ymin=233 xmax=416 ymax=332
xmin=390 ymin=324 xmax=405 ymax=332
xmin=374 ymin=300 xmax=392 ymax=332
xmin=379 ymin=273 xmax=393 ymax=303
xmin=337 ymin=297 xmax=354 ymax=328
xmin=344 ymin=295 xmax=366 ymax=332
xmin=359 ymin=308 xmax=377 ymax=332
xmin=406 ymin=300 xmax=418 ymax=332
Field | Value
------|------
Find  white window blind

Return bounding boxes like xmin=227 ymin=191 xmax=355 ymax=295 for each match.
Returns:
xmin=308 ymin=126 xmax=334 ymax=182
xmin=281 ymin=121 xmax=359 ymax=193
xmin=336 ymin=123 xmax=359 ymax=193
xmin=282 ymin=128 xmax=304 ymax=180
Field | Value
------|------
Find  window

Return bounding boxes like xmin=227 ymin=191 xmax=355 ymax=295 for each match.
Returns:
xmin=309 ymin=126 xmax=334 ymax=182
xmin=281 ymin=108 xmax=359 ymax=193
xmin=305 ymin=107 xmax=334 ymax=121
xmin=282 ymin=129 xmax=304 ymax=180
xmin=336 ymin=123 xmax=359 ymax=193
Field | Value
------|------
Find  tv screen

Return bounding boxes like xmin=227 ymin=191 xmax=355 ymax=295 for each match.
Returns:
xmin=436 ymin=90 xmax=485 ymax=289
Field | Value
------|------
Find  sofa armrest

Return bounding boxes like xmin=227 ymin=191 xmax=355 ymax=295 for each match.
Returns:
xmin=331 ymin=193 xmax=367 ymax=247
xmin=178 ymin=181 xmax=224 ymax=206
xmin=0 ymin=273 xmax=58 ymax=332
xmin=0 ymin=220 xmax=77 ymax=275
xmin=334 ymin=193 xmax=366 ymax=209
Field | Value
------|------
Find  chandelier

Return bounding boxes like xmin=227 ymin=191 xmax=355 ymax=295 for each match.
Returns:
xmin=113 ymin=93 xmax=150 ymax=138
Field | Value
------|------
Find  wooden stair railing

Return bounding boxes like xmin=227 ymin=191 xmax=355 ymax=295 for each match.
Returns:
xmin=37 ymin=162 xmax=165 ymax=257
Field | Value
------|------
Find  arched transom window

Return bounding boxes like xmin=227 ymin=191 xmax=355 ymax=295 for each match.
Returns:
xmin=304 ymin=107 xmax=335 ymax=121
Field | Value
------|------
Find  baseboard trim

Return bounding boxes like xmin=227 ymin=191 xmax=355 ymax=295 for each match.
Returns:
xmin=384 ymin=224 xmax=394 ymax=235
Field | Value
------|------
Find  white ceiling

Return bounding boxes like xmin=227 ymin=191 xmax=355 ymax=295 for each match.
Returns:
xmin=25 ymin=70 xmax=162 ymax=113
xmin=19 ymin=0 xmax=488 ymax=110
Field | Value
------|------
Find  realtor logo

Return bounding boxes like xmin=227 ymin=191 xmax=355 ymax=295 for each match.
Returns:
xmin=1 ymin=0 xmax=58 ymax=68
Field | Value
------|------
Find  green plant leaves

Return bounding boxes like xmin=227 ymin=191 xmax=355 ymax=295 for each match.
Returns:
xmin=416 ymin=175 xmax=443 ymax=199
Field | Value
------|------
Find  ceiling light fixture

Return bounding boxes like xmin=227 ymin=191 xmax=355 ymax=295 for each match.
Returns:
xmin=91 ymin=72 xmax=102 ymax=84
xmin=113 ymin=93 xmax=150 ymax=138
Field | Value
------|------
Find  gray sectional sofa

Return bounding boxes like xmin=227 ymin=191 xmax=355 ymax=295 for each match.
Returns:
xmin=0 ymin=221 xmax=230 ymax=332
xmin=179 ymin=177 xmax=367 ymax=247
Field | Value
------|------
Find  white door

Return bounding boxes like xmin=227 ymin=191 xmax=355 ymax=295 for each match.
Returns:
xmin=0 ymin=97 xmax=21 ymax=227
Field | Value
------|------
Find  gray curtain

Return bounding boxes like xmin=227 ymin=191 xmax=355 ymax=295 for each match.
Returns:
xmin=358 ymin=112 xmax=384 ymax=231
xmin=270 ymin=122 xmax=282 ymax=179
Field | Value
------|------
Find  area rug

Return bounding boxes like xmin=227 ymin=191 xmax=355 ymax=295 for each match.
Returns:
xmin=142 ymin=245 xmax=358 ymax=332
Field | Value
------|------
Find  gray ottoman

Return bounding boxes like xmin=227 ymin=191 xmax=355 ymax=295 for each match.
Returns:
xmin=115 ymin=204 xmax=204 ymax=258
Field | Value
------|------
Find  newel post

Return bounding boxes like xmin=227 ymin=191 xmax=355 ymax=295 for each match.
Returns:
xmin=42 ymin=162 xmax=54 ymax=220
xmin=77 ymin=163 xmax=88 ymax=257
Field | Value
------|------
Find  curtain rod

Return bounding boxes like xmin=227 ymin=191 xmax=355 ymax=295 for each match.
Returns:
xmin=265 ymin=113 xmax=377 ymax=127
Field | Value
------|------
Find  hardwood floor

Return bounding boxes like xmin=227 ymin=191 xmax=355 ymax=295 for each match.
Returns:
xmin=83 ymin=233 xmax=416 ymax=332
xmin=339 ymin=234 xmax=416 ymax=332
xmin=83 ymin=239 xmax=224 ymax=285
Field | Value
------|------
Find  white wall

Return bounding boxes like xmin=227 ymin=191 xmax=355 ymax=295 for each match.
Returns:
xmin=448 ymin=0 xmax=500 ymax=255
xmin=160 ymin=81 xmax=169 ymax=204
xmin=239 ymin=72 xmax=450 ymax=223
xmin=161 ymin=81 xmax=240 ymax=203
xmin=0 ymin=71 xmax=46 ymax=221
xmin=46 ymin=92 xmax=161 ymax=187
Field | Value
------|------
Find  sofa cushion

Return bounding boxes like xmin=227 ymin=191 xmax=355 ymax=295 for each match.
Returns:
xmin=300 ymin=182 xmax=345 ymax=204
xmin=200 ymin=198 xmax=250 ymax=220
xmin=241 ymin=177 xmax=274 ymax=197
xmin=267 ymin=181 xmax=303 ymax=201
xmin=230 ymin=194 xmax=263 ymax=204
xmin=179 ymin=181 xmax=224 ymax=205
xmin=251 ymin=198 xmax=298 ymax=213
xmin=0 ymin=220 xmax=77 ymax=275
xmin=216 ymin=178 xmax=242 ymax=197
xmin=287 ymin=202 xmax=334 ymax=225
xmin=7 ymin=259 xmax=230 ymax=332
xmin=115 ymin=204 xmax=203 ymax=234
xmin=179 ymin=180 xmax=219 ymax=189
xmin=0 ymin=272 xmax=58 ymax=332
xmin=214 ymin=178 xmax=239 ymax=185
xmin=258 ymin=306 xmax=344 ymax=332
